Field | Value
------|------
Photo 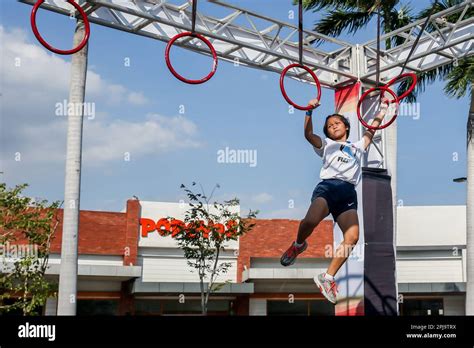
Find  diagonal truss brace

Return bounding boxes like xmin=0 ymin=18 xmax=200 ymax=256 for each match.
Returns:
xmin=361 ymin=0 xmax=473 ymax=83
xmin=19 ymin=0 xmax=357 ymax=88
xmin=18 ymin=0 xmax=474 ymax=89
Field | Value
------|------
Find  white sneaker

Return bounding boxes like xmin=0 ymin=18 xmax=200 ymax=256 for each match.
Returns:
xmin=314 ymin=273 xmax=338 ymax=304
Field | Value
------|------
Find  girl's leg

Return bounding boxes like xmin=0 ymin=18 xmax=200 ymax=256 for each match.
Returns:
xmin=281 ymin=197 xmax=330 ymax=267
xmin=296 ymin=197 xmax=330 ymax=244
xmin=326 ymin=209 xmax=360 ymax=276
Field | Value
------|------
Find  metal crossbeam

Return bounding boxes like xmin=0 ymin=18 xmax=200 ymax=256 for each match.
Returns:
xmin=19 ymin=0 xmax=357 ymax=88
xmin=361 ymin=0 xmax=473 ymax=83
xmin=19 ymin=0 xmax=474 ymax=89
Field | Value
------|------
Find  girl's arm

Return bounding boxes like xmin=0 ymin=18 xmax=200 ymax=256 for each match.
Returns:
xmin=304 ymin=99 xmax=323 ymax=149
xmin=361 ymin=99 xmax=390 ymax=150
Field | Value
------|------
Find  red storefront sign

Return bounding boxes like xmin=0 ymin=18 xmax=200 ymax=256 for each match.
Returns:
xmin=140 ymin=218 xmax=238 ymax=239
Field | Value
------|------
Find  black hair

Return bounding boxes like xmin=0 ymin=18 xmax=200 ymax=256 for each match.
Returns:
xmin=323 ymin=114 xmax=350 ymax=139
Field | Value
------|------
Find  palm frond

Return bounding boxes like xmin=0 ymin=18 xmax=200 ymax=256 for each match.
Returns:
xmin=380 ymin=0 xmax=400 ymax=13
xmin=397 ymin=63 xmax=454 ymax=103
xmin=382 ymin=5 xmax=414 ymax=48
xmin=416 ymin=0 xmax=450 ymax=20
xmin=444 ymin=57 xmax=474 ymax=99
xmin=299 ymin=0 xmax=362 ymax=12
xmin=416 ymin=0 xmax=469 ymax=20
xmin=313 ymin=9 xmax=373 ymax=38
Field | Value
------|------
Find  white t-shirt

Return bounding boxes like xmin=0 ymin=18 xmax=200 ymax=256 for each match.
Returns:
xmin=313 ymin=137 xmax=366 ymax=185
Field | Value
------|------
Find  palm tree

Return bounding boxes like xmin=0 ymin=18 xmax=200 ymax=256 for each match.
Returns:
xmin=302 ymin=0 xmax=413 ymax=48
xmin=465 ymin=80 xmax=474 ymax=315
xmin=444 ymin=58 xmax=474 ymax=315
xmin=302 ymin=0 xmax=473 ymax=314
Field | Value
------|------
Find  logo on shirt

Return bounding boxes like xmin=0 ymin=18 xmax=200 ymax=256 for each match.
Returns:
xmin=339 ymin=144 xmax=356 ymax=159
xmin=337 ymin=156 xmax=350 ymax=163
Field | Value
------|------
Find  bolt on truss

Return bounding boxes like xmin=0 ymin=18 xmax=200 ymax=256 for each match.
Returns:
xmin=19 ymin=0 xmax=474 ymax=89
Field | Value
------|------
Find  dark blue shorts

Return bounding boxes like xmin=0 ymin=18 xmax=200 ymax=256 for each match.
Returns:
xmin=310 ymin=178 xmax=358 ymax=221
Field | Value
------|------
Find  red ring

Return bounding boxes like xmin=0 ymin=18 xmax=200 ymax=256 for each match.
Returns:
xmin=384 ymin=72 xmax=417 ymax=102
xmin=357 ymin=86 xmax=399 ymax=130
xmin=30 ymin=0 xmax=90 ymax=55
xmin=165 ymin=32 xmax=218 ymax=84
xmin=280 ymin=63 xmax=322 ymax=111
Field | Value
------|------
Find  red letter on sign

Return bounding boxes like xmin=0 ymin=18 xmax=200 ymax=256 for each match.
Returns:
xmin=170 ymin=219 xmax=185 ymax=237
xmin=156 ymin=218 xmax=171 ymax=237
xmin=140 ymin=218 xmax=156 ymax=237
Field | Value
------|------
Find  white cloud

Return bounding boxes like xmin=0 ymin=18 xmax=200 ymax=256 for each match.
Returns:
xmin=0 ymin=25 xmax=149 ymax=112
xmin=0 ymin=25 xmax=200 ymax=170
xmin=251 ymin=192 xmax=273 ymax=204
xmin=287 ymin=189 xmax=303 ymax=198
xmin=6 ymin=112 xmax=202 ymax=166
xmin=82 ymin=114 xmax=201 ymax=164
xmin=170 ymin=190 xmax=307 ymax=219
xmin=127 ymin=92 xmax=149 ymax=105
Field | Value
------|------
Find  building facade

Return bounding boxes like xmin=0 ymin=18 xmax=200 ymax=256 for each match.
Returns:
xmin=0 ymin=200 xmax=467 ymax=316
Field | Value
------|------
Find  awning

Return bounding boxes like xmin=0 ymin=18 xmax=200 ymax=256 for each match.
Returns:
xmin=398 ymin=282 xmax=466 ymax=293
xmin=132 ymin=280 xmax=254 ymax=294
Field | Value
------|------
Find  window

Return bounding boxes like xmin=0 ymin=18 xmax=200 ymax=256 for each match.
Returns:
xmin=400 ymin=298 xmax=444 ymax=316
xmin=77 ymin=300 xmax=119 ymax=315
xmin=267 ymin=300 xmax=334 ymax=316
xmin=309 ymin=300 xmax=335 ymax=316
xmin=134 ymin=299 xmax=162 ymax=315
xmin=134 ymin=299 xmax=231 ymax=316
xmin=162 ymin=300 xmax=203 ymax=315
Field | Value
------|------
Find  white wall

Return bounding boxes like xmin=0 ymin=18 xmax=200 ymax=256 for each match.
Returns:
xmin=397 ymin=206 xmax=466 ymax=247
xmin=140 ymin=256 xmax=237 ymax=283
xmin=48 ymin=254 xmax=124 ymax=266
xmin=397 ymin=259 xmax=464 ymax=283
xmin=137 ymin=201 xmax=240 ymax=283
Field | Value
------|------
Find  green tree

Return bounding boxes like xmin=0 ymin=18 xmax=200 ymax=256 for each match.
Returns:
xmin=0 ymin=183 xmax=60 ymax=315
xmin=301 ymin=0 xmax=413 ymax=47
xmin=167 ymin=183 xmax=258 ymax=315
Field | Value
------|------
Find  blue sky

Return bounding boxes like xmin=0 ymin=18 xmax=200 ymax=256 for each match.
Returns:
xmin=0 ymin=0 xmax=470 ymax=219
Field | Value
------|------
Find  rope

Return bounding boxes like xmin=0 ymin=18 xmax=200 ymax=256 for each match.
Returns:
xmin=376 ymin=10 xmax=381 ymax=86
xmin=191 ymin=0 xmax=197 ymax=33
xmin=400 ymin=1 xmax=438 ymax=75
xmin=298 ymin=0 xmax=303 ymax=65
